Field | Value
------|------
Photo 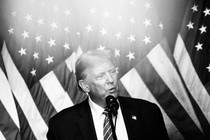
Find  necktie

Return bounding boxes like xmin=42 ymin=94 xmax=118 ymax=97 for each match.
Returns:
xmin=103 ymin=109 xmax=114 ymax=140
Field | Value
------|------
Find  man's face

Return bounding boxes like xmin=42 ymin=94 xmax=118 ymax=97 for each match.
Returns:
xmin=83 ymin=57 xmax=118 ymax=107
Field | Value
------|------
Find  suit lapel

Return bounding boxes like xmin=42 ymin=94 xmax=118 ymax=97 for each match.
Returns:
xmin=77 ymin=98 xmax=97 ymax=140
xmin=119 ymin=97 xmax=145 ymax=139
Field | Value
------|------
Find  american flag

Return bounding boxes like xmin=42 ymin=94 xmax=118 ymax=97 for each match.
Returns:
xmin=0 ymin=0 xmax=209 ymax=140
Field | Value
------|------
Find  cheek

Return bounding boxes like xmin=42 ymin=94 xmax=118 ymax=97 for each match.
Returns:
xmin=90 ymin=81 xmax=106 ymax=91
xmin=96 ymin=82 xmax=107 ymax=90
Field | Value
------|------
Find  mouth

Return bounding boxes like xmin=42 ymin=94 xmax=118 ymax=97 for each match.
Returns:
xmin=107 ymin=87 xmax=117 ymax=94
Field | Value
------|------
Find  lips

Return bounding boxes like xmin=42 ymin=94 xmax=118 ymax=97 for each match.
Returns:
xmin=107 ymin=87 xmax=116 ymax=93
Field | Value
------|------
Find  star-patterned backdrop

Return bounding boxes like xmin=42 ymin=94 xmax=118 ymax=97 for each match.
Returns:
xmin=0 ymin=0 xmax=210 ymax=140
xmin=4 ymin=0 xmax=164 ymax=87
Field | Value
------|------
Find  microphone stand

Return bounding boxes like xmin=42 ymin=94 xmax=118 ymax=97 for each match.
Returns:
xmin=108 ymin=111 xmax=118 ymax=140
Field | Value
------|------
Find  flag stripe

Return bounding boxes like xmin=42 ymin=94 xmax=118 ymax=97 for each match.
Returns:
xmin=14 ymin=96 xmax=37 ymax=140
xmin=65 ymin=46 xmax=83 ymax=74
xmin=0 ymin=100 xmax=21 ymax=140
xmin=147 ymin=44 xmax=202 ymax=132
xmin=65 ymin=52 xmax=77 ymax=73
xmin=120 ymin=68 xmax=184 ymax=140
xmin=118 ymin=80 xmax=131 ymax=98
xmin=30 ymin=82 xmax=57 ymax=123
xmin=134 ymin=44 xmax=205 ymax=139
xmin=0 ymin=68 xmax=20 ymax=128
xmin=63 ymin=47 xmax=87 ymax=104
xmin=1 ymin=42 xmax=48 ymax=140
xmin=174 ymin=34 xmax=210 ymax=124
xmin=0 ymin=131 xmax=6 ymax=140
xmin=54 ymin=61 xmax=87 ymax=105
xmin=40 ymin=71 xmax=73 ymax=112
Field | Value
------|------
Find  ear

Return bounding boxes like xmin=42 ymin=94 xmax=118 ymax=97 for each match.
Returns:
xmin=78 ymin=80 xmax=90 ymax=93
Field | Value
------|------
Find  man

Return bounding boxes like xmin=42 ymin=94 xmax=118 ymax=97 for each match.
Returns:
xmin=47 ymin=49 xmax=169 ymax=140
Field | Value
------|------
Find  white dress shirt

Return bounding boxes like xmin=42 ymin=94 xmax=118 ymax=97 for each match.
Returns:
xmin=88 ymin=97 xmax=128 ymax=140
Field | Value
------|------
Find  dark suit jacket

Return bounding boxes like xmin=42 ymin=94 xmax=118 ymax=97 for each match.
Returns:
xmin=47 ymin=96 xmax=169 ymax=140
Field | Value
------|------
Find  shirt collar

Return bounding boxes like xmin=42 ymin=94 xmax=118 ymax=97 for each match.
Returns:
xmin=88 ymin=96 xmax=105 ymax=119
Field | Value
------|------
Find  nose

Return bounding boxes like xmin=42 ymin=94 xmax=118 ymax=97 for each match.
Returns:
xmin=105 ymin=72 xmax=114 ymax=84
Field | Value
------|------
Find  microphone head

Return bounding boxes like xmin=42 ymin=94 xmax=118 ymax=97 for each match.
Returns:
xmin=106 ymin=95 xmax=119 ymax=116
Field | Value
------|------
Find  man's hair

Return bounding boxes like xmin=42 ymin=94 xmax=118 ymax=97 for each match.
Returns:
xmin=75 ymin=49 xmax=115 ymax=83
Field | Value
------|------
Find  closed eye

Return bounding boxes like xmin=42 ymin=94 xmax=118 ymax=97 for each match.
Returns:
xmin=96 ymin=73 xmax=105 ymax=80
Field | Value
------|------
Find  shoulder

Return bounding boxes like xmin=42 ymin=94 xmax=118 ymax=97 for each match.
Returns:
xmin=49 ymin=98 xmax=88 ymax=124
xmin=118 ymin=96 xmax=160 ymax=113
xmin=119 ymin=96 xmax=164 ymax=124
xmin=119 ymin=96 xmax=157 ymax=107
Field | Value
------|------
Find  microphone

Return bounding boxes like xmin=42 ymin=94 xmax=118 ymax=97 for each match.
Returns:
xmin=106 ymin=95 xmax=119 ymax=116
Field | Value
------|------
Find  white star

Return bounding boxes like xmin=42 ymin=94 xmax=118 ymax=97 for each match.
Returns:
xmin=18 ymin=48 xmax=26 ymax=56
xmin=63 ymin=43 xmax=70 ymax=50
xmin=50 ymin=22 xmax=58 ymax=30
xmin=76 ymin=32 xmax=80 ymax=36
xmin=143 ymin=19 xmax=151 ymax=27
xmin=48 ymin=38 xmax=56 ymax=47
xmin=8 ymin=27 xmax=14 ymax=34
xmin=203 ymin=8 xmax=210 ymax=16
xmin=22 ymin=31 xmax=29 ymax=39
xmin=25 ymin=14 xmax=32 ymax=22
xmin=64 ymin=27 xmax=70 ymax=33
xmin=115 ymin=49 xmax=120 ymax=57
xmin=115 ymin=32 xmax=122 ymax=40
xmin=130 ymin=17 xmax=136 ymax=25
xmin=53 ymin=6 xmax=59 ymax=12
xmin=117 ymin=15 xmax=123 ymax=20
xmin=97 ymin=45 xmax=105 ymax=50
xmin=30 ymin=68 xmax=36 ymax=76
xmin=199 ymin=25 xmax=207 ymax=34
xmin=191 ymin=4 xmax=198 ymax=12
xmin=35 ymin=35 xmax=42 ymax=42
xmin=128 ymin=34 xmax=135 ymax=42
xmin=126 ymin=51 xmax=135 ymax=61
xmin=187 ymin=21 xmax=194 ymax=30
xmin=100 ymin=28 xmax=108 ymax=36
xmin=89 ymin=8 xmax=96 ymax=15
xmin=158 ymin=22 xmax=163 ymax=30
xmin=195 ymin=42 xmax=203 ymax=51
xmin=103 ymin=11 xmax=110 ymax=18
xmin=86 ymin=25 xmax=93 ymax=32
xmin=45 ymin=55 xmax=54 ymax=64
xmin=143 ymin=36 xmax=151 ymax=44
xmin=206 ymin=64 xmax=210 ymax=72
xmin=64 ymin=9 xmax=71 ymax=16
xmin=145 ymin=2 xmax=151 ymax=9
xmin=37 ymin=18 xmax=44 ymax=26
xmin=33 ymin=52 xmax=39 ymax=59
xmin=129 ymin=0 xmax=136 ymax=7
xmin=11 ymin=11 xmax=17 ymax=17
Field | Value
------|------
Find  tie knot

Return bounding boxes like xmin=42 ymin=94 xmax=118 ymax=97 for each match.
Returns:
xmin=103 ymin=108 xmax=109 ymax=116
